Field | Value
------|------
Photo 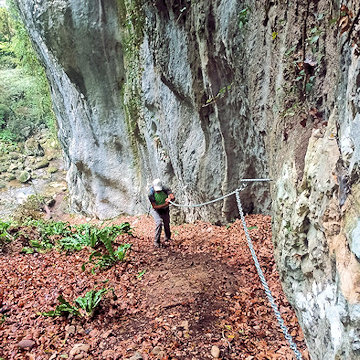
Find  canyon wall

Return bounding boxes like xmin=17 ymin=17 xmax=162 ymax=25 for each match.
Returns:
xmin=14 ymin=0 xmax=360 ymax=358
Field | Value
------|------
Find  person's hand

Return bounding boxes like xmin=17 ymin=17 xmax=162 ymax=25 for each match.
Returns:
xmin=168 ymin=193 xmax=175 ymax=200
xmin=165 ymin=198 xmax=170 ymax=204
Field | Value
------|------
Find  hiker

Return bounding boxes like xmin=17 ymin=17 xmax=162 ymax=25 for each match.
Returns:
xmin=148 ymin=178 xmax=175 ymax=248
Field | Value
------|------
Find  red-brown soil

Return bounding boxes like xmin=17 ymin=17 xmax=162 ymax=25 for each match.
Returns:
xmin=0 ymin=214 xmax=310 ymax=360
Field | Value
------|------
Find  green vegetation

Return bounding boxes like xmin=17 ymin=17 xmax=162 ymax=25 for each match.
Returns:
xmin=238 ymin=7 xmax=250 ymax=29
xmin=10 ymin=218 xmax=132 ymax=257
xmin=75 ymin=288 xmax=109 ymax=316
xmin=82 ymin=228 xmax=132 ymax=272
xmin=0 ymin=2 xmax=55 ymax=142
xmin=43 ymin=295 xmax=80 ymax=317
xmin=203 ymin=83 xmax=233 ymax=107
xmin=137 ymin=269 xmax=146 ymax=279
xmin=0 ymin=220 xmax=13 ymax=245
xmin=43 ymin=289 xmax=109 ymax=317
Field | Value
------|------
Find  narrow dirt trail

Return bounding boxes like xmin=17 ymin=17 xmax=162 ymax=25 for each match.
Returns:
xmin=0 ymin=214 xmax=310 ymax=359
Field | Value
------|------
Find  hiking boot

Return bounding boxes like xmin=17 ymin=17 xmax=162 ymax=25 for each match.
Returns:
xmin=154 ymin=241 xmax=160 ymax=248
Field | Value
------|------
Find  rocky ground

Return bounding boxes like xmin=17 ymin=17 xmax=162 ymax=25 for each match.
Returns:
xmin=0 ymin=130 xmax=67 ymax=221
xmin=0 ymin=212 xmax=310 ymax=360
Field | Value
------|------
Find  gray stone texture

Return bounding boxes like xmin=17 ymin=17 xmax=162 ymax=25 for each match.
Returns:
xmin=14 ymin=0 xmax=360 ymax=358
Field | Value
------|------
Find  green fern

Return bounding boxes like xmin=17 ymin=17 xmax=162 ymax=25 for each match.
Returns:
xmin=42 ymin=295 xmax=80 ymax=317
xmin=75 ymin=288 xmax=108 ymax=316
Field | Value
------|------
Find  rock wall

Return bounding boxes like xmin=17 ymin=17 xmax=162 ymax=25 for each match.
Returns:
xmin=14 ymin=0 xmax=360 ymax=358
xmin=14 ymin=0 xmax=271 ymax=223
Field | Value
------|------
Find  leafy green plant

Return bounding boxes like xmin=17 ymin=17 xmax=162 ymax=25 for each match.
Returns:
xmin=21 ymin=238 xmax=53 ymax=254
xmin=21 ymin=246 xmax=35 ymax=254
xmin=82 ymin=242 xmax=132 ymax=273
xmin=20 ymin=219 xmax=73 ymax=253
xmin=58 ymin=234 xmax=89 ymax=251
xmin=110 ymin=222 xmax=132 ymax=236
xmin=75 ymin=288 xmax=108 ymax=316
xmin=285 ymin=45 xmax=297 ymax=57
xmin=42 ymin=295 xmax=80 ymax=317
xmin=137 ymin=269 xmax=146 ymax=279
xmin=114 ymin=243 xmax=132 ymax=261
xmin=307 ymin=26 xmax=322 ymax=46
xmin=238 ymin=7 xmax=250 ymax=29
xmin=203 ymin=83 xmax=233 ymax=107
xmin=43 ymin=289 xmax=108 ymax=317
xmin=0 ymin=221 xmax=13 ymax=244
xmin=24 ymin=219 xmax=72 ymax=237
xmin=0 ymin=314 xmax=7 ymax=324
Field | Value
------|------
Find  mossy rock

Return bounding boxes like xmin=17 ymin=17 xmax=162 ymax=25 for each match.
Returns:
xmin=7 ymin=174 xmax=16 ymax=181
xmin=24 ymin=137 xmax=45 ymax=156
xmin=9 ymin=163 xmax=19 ymax=172
xmin=0 ymin=182 xmax=6 ymax=189
xmin=9 ymin=152 xmax=21 ymax=160
xmin=47 ymin=166 xmax=58 ymax=174
xmin=18 ymin=171 xmax=31 ymax=183
xmin=33 ymin=159 xmax=49 ymax=170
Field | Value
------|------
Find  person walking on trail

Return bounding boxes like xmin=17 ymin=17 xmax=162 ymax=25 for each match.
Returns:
xmin=148 ymin=178 xmax=175 ymax=248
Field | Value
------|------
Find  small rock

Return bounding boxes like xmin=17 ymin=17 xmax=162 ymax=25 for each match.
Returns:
xmin=69 ymin=343 xmax=90 ymax=357
xmin=48 ymin=166 xmax=58 ymax=174
xmin=89 ymin=329 xmax=98 ymax=337
xmin=77 ymin=326 xmax=86 ymax=335
xmin=211 ymin=345 xmax=220 ymax=358
xmin=45 ymin=198 xmax=56 ymax=207
xmin=102 ymin=349 xmax=116 ymax=359
xmin=9 ymin=163 xmax=19 ymax=171
xmin=33 ymin=159 xmax=49 ymax=170
xmin=17 ymin=339 xmax=35 ymax=350
xmin=65 ymin=324 xmax=76 ymax=335
xmin=48 ymin=352 xmax=58 ymax=360
xmin=180 ymin=320 xmax=189 ymax=331
xmin=9 ymin=152 xmax=20 ymax=160
xmin=151 ymin=346 xmax=163 ymax=355
xmin=128 ymin=352 xmax=143 ymax=360
xmin=157 ymin=351 xmax=167 ymax=359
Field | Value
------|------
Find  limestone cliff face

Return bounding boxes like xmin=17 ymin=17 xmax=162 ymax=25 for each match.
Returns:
xmin=14 ymin=0 xmax=271 ymax=222
xmin=15 ymin=0 xmax=360 ymax=358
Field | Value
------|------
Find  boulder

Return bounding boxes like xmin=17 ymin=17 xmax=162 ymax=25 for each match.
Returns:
xmin=17 ymin=171 xmax=31 ymax=183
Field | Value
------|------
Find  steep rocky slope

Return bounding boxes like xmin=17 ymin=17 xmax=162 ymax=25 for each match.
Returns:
xmin=14 ymin=0 xmax=360 ymax=359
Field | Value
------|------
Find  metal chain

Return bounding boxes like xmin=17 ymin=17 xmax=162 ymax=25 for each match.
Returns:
xmin=166 ymin=179 xmax=303 ymax=359
xmin=169 ymin=179 xmax=271 ymax=208
xmin=235 ymin=190 xmax=303 ymax=360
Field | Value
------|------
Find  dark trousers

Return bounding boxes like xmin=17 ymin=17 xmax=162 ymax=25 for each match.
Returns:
xmin=152 ymin=208 xmax=171 ymax=244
